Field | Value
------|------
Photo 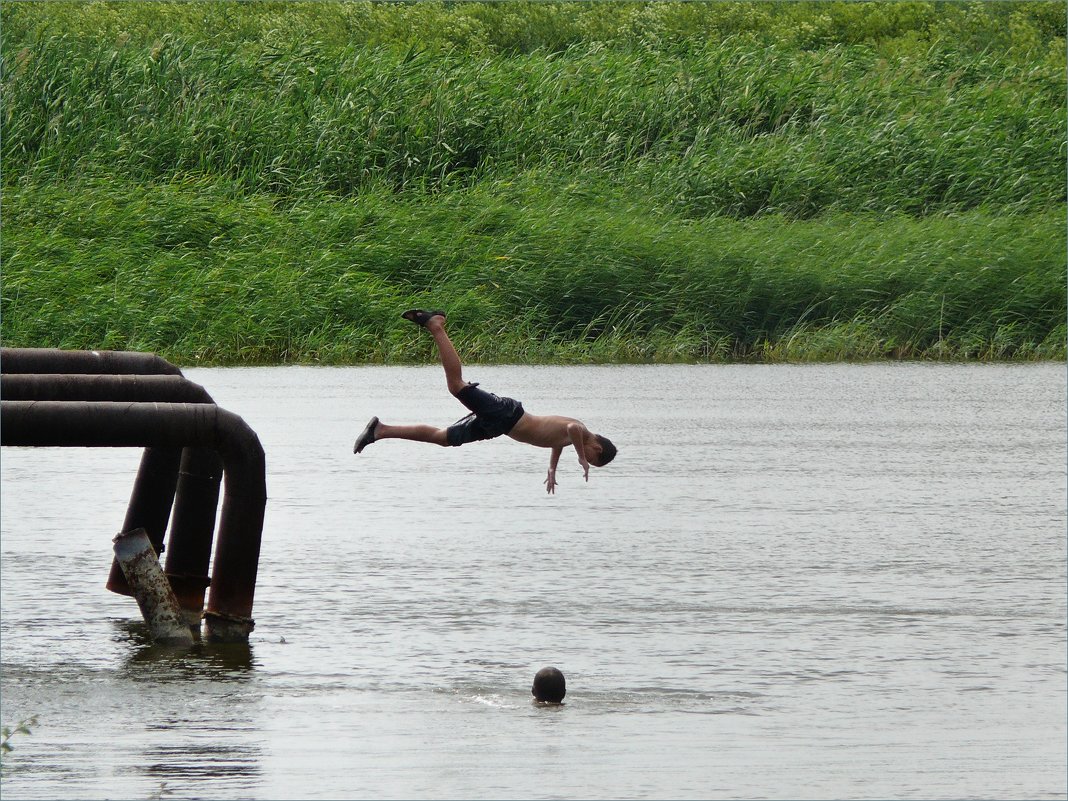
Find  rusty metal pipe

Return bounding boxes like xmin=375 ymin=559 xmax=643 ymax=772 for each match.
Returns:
xmin=1 ymin=373 xmax=208 ymax=403
xmin=1 ymin=350 xmax=188 ymax=595
xmin=163 ymin=450 xmax=222 ymax=625
xmin=0 ymin=347 xmax=182 ymax=376
xmin=1 ymin=373 xmax=224 ymax=623
xmin=118 ymin=446 xmax=182 ymax=569
xmin=2 ymin=348 xmax=187 ymax=593
xmin=2 ymin=400 xmax=265 ymax=642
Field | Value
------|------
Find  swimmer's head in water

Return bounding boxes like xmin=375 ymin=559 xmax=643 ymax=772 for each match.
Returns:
xmin=532 ymin=666 xmax=566 ymax=703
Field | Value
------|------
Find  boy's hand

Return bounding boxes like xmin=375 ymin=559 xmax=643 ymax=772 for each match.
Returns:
xmin=544 ymin=468 xmax=557 ymax=494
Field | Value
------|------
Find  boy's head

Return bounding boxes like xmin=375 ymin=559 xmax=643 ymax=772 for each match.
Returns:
xmin=589 ymin=434 xmax=617 ymax=467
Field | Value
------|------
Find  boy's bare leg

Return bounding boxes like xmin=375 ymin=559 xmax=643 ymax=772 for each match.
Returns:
xmin=424 ymin=316 xmax=468 ymax=396
xmin=372 ymin=422 xmax=449 ymax=446
xmin=354 ymin=311 xmax=464 ymax=454
xmin=354 ymin=417 xmax=448 ymax=452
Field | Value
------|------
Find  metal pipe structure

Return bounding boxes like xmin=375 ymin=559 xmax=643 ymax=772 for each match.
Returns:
xmin=1 ymin=400 xmax=265 ymax=642
xmin=1 ymin=373 xmax=224 ymax=623
xmin=1 ymin=349 xmax=189 ymax=594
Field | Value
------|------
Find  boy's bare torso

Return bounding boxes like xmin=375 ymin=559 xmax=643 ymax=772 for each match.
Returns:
xmin=507 ymin=412 xmax=586 ymax=449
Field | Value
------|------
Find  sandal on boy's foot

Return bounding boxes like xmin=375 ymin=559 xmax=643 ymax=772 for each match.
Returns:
xmin=401 ymin=309 xmax=446 ymax=327
xmin=353 ymin=416 xmax=379 ymax=454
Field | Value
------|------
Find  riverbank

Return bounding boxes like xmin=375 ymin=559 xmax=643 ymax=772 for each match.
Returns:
xmin=1 ymin=2 xmax=1064 ymax=364
xmin=4 ymin=178 xmax=1062 ymax=364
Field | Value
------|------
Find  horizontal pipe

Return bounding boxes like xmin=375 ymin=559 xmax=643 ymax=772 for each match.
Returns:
xmin=2 ymin=373 xmax=211 ymax=403
xmin=2 ymin=400 xmax=265 ymax=640
xmin=2 ymin=401 xmax=223 ymax=448
xmin=1 ymin=348 xmax=181 ymax=376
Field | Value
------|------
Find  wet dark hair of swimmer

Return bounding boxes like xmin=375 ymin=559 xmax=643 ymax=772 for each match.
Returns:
xmin=532 ymin=666 xmax=566 ymax=703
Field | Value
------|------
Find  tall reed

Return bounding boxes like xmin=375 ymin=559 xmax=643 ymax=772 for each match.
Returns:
xmin=2 ymin=15 xmax=1063 ymax=217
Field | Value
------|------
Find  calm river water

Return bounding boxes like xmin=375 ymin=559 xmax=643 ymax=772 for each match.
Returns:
xmin=1 ymin=364 xmax=1065 ymax=800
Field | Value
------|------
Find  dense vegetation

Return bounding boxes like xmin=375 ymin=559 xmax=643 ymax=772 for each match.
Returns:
xmin=2 ymin=1 xmax=1064 ymax=363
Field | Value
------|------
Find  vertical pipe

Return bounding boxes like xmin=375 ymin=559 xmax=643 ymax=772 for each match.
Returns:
xmin=203 ymin=415 xmax=266 ymax=643
xmin=113 ymin=528 xmax=194 ymax=645
xmin=164 ymin=447 xmax=223 ymax=625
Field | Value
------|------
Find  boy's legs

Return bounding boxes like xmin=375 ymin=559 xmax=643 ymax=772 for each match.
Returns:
xmin=353 ymin=313 xmax=465 ymax=452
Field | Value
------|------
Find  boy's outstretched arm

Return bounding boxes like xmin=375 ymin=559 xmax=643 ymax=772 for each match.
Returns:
xmin=567 ymin=422 xmax=591 ymax=482
xmin=545 ymin=446 xmax=563 ymax=494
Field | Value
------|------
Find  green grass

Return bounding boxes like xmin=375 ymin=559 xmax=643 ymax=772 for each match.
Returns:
xmin=2 ymin=177 xmax=1063 ymax=363
xmin=3 ymin=21 xmax=1063 ymax=215
xmin=1 ymin=1 xmax=1064 ymax=363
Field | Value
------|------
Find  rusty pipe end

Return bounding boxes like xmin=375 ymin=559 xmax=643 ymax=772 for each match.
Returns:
xmin=202 ymin=610 xmax=255 ymax=643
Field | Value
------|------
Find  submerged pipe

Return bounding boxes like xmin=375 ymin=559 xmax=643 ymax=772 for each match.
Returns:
xmin=163 ymin=450 xmax=222 ymax=625
xmin=113 ymin=528 xmax=195 ymax=646
xmin=2 ymin=400 xmax=266 ymax=642
xmin=1 ymin=373 xmax=224 ymax=623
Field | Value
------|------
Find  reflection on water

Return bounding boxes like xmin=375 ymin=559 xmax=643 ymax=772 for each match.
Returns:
xmin=138 ymin=742 xmax=262 ymax=784
xmin=121 ymin=637 xmax=256 ymax=680
xmin=2 ymin=364 xmax=1065 ymax=800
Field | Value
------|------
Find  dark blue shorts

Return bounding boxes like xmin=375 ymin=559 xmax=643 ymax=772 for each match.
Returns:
xmin=446 ymin=383 xmax=525 ymax=447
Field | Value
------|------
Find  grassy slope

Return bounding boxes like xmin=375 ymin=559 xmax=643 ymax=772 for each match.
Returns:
xmin=1 ymin=1 xmax=1065 ymax=363
xmin=3 ymin=179 xmax=1062 ymax=364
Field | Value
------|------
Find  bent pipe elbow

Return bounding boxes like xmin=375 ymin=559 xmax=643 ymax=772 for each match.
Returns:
xmin=0 ymin=399 xmax=266 ymax=500
xmin=1 ymin=400 xmax=266 ymax=628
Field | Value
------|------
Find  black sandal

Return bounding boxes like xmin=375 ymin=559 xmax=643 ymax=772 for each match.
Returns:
xmin=401 ymin=309 xmax=446 ymax=327
xmin=353 ymin=416 xmax=379 ymax=454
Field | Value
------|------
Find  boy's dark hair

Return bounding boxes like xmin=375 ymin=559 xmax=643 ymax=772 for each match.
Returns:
xmin=593 ymin=435 xmax=617 ymax=467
